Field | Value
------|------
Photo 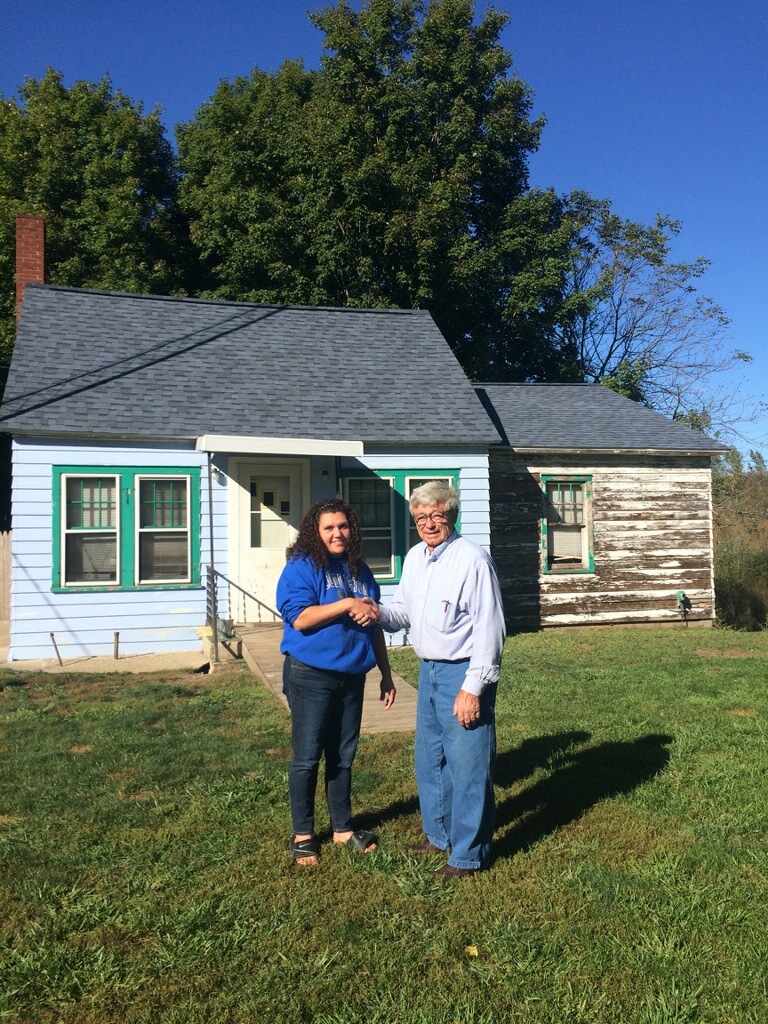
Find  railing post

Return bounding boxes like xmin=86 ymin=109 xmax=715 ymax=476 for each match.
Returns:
xmin=206 ymin=454 xmax=221 ymax=665
xmin=206 ymin=565 xmax=220 ymax=664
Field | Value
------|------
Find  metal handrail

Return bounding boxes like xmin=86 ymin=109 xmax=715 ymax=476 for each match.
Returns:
xmin=206 ymin=566 xmax=281 ymax=625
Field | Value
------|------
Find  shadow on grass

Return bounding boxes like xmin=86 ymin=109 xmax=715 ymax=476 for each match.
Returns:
xmin=493 ymin=731 xmax=674 ymax=862
xmin=354 ymin=794 xmax=421 ymax=837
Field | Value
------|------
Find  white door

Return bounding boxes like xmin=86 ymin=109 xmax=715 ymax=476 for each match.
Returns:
xmin=231 ymin=461 xmax=305 ymax=616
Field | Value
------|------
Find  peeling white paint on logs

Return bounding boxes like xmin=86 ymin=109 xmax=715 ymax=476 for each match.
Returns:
xmin=490 ymin=450 xmax=718 ymax=628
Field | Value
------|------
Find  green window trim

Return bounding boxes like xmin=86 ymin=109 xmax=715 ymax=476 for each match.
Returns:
xmin=52 ymin=466 xmax=201 ymax=592
xmin=540 ymin=474 xmax=594 ymax=574
xmin=342 ymin=468 xmax=460 ymax=582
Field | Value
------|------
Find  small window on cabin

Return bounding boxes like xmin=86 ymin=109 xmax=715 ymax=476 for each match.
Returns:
xmin=543 ymin=478 xmax=593 ymax=573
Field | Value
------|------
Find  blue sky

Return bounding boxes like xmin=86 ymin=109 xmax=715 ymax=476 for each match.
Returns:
xmin=2 ymin=0 xmax=767 ymax=452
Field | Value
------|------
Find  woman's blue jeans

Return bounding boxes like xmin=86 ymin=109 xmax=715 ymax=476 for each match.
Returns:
xmin=283 ymin=654 xmax=366 ymax=836
xmin=416 ymin=658 xmax=497 ymax=870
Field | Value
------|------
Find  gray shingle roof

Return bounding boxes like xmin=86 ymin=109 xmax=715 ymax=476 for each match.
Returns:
xmin=1 ymin=285 xmax=498 ymax=445
xmin=475 ymin=383 xmax=728 ymax=453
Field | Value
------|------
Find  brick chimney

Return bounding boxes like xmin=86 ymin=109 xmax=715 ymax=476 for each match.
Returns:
xmin=15 ymin=214 xmax=46 ymax=322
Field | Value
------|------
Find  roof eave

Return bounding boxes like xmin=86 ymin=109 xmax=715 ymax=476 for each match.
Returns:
xmin=3 ymin=428 xmax=199 ymax=444
xmin=3 ymin=427 xmax=499 ymax=450
xmin=507 ymin=445 xmax=727 ymax=457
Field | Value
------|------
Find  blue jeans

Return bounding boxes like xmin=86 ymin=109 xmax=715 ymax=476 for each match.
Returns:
xmin=283 ymin=654 xmax=366 ymax=836
xmin=416 ymin=659 xmax=497 ymax=870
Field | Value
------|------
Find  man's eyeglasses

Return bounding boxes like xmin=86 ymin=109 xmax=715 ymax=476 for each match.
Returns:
xmin=413 ymin=511 xmax=450 ymax=527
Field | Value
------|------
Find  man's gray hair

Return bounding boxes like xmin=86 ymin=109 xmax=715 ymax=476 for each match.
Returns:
xmin=409 ymin=480 xmax=460 ymax=517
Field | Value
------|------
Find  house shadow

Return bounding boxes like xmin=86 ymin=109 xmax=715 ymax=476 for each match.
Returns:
xmin=493 ymin=730 xmax=674 ymax=862
xmin=484 ymin=451 xmax=545 ymax=634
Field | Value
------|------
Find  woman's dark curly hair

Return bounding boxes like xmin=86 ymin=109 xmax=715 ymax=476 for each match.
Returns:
xmin=287 ymin=498 xmax=365 ymax=576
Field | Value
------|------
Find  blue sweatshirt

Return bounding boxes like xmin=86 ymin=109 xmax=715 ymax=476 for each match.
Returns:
xmin=276 ymin=553 xmax=381 ymax=675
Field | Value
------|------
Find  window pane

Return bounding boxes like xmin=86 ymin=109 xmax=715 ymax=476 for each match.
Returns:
xmin=348 ymin=477 xmax=392 ymax=527
xmin=545 ymin=480 xmax=590 ymax=570
xmin=250 ymin=478 xmax=261 ymax=547
xmin=550 ymin=525 xmax=583 ymax=562
xmin=65 ymin=535 xmax=117 ymax=583
xmin=546 ymin=482 xmax=584 ymax=526
xmin=250 ymin=515 xmax=262 ymax=548
xmin=139 ymin=479 xmax=188 ymax=528
xmin=139 ymin=533 xmax=189 ymax=581
xmin=362 ymin=537 xmax=393 ymax=574
xmin=347 ymin=478 xmax=393 ymax=571
xmin=66 ymin=477 xmax=117 ymax=529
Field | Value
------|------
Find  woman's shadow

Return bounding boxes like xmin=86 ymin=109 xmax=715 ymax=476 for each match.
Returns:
xmin=493 ymin=730 xmax=674 ymax=862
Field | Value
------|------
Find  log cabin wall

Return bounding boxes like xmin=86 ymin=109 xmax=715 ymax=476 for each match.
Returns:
xmin=489 ymin=450 xmax=716 ymax=633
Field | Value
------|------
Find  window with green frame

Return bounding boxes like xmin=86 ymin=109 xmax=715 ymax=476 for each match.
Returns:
xmin=541 ymin=475 xmax=594 ymax=573
xmin=52 ymin=467 xmax=201 ymax=590
xmin=343 ymin=469 xmax=459 ymax=580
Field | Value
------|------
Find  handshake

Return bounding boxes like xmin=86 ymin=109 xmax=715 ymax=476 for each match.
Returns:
xmin=347 ymin=596 xmax=381 ymax=627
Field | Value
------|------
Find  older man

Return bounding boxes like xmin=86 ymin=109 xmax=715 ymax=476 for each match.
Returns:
xmin=378 ymin=481 xmax=506 ymax=876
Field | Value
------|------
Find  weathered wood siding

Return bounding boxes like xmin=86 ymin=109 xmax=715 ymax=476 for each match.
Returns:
xmin=490 ymin=451 xmax=716 ymax=632
xmin=8 ymin=437 xmax=226 ymax=661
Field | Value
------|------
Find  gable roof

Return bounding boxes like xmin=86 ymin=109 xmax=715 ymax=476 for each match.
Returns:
xmin=0 ymin=285 xmax=498 ymax=446
xmin=475 ymin=383 xmax=728 ymax=454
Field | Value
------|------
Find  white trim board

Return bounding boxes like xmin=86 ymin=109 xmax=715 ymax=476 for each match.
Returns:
xmin=196 ymin=435 xmax=363 ymax=457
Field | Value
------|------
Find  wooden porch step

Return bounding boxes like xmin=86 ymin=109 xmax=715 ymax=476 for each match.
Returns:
xmin=235 ymin=622 xmax=417 ymax=734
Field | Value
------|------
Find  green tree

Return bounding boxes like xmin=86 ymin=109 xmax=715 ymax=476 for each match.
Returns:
xmin=713 ymin=448 xmax=768 ymax=629
xmin=178 ymin=0 xmax=582 ymax=380
xmin=557 ymin=192 xmax=750 ymax=422
xmin=0 ymin=69 xmax=191 ymax=394
xmin=713 ymin=448 xmax=768 ymax=538
xmin=177 ymin=60 xmax=317 ymax=300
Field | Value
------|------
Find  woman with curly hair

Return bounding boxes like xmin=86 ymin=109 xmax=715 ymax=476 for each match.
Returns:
xmin=277 ymin=498 xmax=396 ymax=867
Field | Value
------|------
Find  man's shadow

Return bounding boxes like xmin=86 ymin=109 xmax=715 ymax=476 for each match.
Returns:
xmin=493 ymin=730 xmax=674 ymax=862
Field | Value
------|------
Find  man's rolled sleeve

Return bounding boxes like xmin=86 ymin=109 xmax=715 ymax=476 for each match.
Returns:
xmin=461 ymin=560 xmax=506 ymax=695
xmin=377 ymin=580 xmax=412 ymax=634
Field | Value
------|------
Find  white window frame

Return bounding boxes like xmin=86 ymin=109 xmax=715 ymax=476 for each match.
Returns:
xmin=135 ymin=475 xmax=193 ymax=585
xmin=61 ymin=473 xmax=121 ymax=587
xmin=344 ymin=474 xmax=396 ymax=578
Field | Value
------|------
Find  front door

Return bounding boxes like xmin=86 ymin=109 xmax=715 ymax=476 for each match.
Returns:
xmin=231 ymin=460 xmax=306 ymax=616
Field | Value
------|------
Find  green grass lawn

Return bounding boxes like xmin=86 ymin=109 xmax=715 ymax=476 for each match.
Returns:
xmin=1 ymin=627 xmax=767 ymax=1024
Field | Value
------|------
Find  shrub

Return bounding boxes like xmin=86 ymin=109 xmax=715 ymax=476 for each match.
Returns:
xmin=715 ymin=541 xmax=768 ymax=629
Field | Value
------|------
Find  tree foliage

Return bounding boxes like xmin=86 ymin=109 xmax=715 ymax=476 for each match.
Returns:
xmin=713 ymin=448 xmax=768 ymax=629
xmin=713 ymin=448 xmax=768 ymax=538
xmin=0 ymin=69 xmax=190 ymax=392
xmin=556 ymin=192 xmax=750 ymax=421
xmin=178 ymin=0 xmax=581 ymax=379
xmin=0 ymin=4 xmax=752 ymax=429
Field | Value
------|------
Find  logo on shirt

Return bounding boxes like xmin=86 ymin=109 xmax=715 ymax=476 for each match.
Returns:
xmin=325 ymin=571 xmax=370 ymax=600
